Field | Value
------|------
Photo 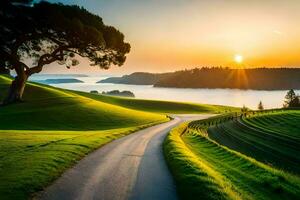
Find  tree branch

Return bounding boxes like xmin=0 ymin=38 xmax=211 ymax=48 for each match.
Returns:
xmin=12 ymin=33 xmax=42 ymax=56
xmin=26 ymin=45 xmax=73 ymax=76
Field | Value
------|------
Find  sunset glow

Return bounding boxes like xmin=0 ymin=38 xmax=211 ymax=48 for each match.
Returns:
xmin=234 ymin=55 xmax=243 ymax=64
xmin=43 ymin=0 xmax=300 ymax=74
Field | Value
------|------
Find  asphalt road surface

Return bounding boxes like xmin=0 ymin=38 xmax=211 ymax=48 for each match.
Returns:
xmin=37 ymin=114 xmax=214 ymax=200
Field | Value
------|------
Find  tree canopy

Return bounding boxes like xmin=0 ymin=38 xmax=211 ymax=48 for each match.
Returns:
xmin=284 ymin=89 xmax=300 ymax=108
xmin=0 ymin=0 xmax=130 ymax=104
xmin=258 ymin=101 xmax=264 ymax=110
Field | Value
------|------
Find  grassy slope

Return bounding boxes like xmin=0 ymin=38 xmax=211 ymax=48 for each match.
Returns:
xmin=0 ymin=76 xmax=166 ymax=130
xmin=74 ymin=90 xmax=239 ymax=114
xmin=0 ymin=127 xmax=153 ymax=200
xmin=243 ymin=111 xmax=300 ymax=138
xmin=207 ymin=111 xmax=300 ymax=174
xmin=0 ymin=75 xmax=235 ymax=199
xmin=164 ymin=123 xmax=300 ymax=200
xmin=0 ymin=75 xmax=169 ymax=199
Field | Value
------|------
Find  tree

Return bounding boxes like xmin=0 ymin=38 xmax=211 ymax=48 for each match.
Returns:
xmin=0 ymin=1 xmax=130 ymax=104
xmin=290 ymin=97 xmax=300 ymax=108
xmin=284 ymin=89 xmax=300 ymax=108
xmin=258 ymin=101 xmax=264 ymax=110
xmin=0 ymin=0 xmax=33 ymax=77
xmin=241 ymin=105 xmax=249 ymax=113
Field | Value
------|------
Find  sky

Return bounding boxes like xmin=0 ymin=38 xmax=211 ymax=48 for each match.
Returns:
xmin=42 ymin=0 xmax=300 ymax=75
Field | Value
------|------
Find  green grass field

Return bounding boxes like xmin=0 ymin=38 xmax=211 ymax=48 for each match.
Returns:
xmin=0 ymin=127 xmax=155 ymax=200
xmin=207 ymin=110 xmax=300 ymax=174
xmin=0 ymin=75 xmax=169 ymax=199
xmin=72 ymin=90 xmax=238 ymax=114
xmin=164 ymin=111 xmax=300 ymax=200
xmin=0 ymin=76 xmax=167 ymax=130
xmin=0 ymin=75 xmax=235 ymax=199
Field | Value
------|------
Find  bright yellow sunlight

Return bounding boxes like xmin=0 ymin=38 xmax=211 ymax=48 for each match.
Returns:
xmin=234 ymin=54 xmax=243 ymax=64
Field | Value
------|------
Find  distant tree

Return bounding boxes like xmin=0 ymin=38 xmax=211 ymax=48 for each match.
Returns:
xmin=290 ymin=97 xmax=300 ymax=108
xmin=90 ymin=90 xmax=99 ymax=94
xmin=102 ymin=90 xmax=135 ymax=97
xmin=258 ymin=101 xmax=264 ymax=110
xmin=284 ymin=89 xmax=300 ymax=108
xmin=241 ymin=105 xmax=249 ymax=113
xmin=0 ymin=1 xmax=130 ymax=104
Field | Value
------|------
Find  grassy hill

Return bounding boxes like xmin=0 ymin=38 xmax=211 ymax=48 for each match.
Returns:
xmin=74 ymin=90 xmax=238 ymax=114
xmin=0 ymin=75 xmax=234 ymax=199
xmin=164 ymin=110 xmax=300 ymax=200
xmin=0 ymin=75 xmax=167 ymax=130
xmin=207 ymin=110 xmax=300 ymax=174
xmin=0 ymin=75 xmax=169 ymax=199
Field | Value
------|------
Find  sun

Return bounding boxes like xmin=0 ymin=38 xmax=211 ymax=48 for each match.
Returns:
xmin=234 ymin=54 xmax=243 ymax=64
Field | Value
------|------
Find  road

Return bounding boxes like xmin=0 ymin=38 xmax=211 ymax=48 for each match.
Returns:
xmin=37 ymin=114 xmax=214 ymax=200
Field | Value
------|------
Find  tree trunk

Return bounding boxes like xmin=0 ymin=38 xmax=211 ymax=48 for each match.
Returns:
xmin=3 ymin=73 xmax=28 ymax=105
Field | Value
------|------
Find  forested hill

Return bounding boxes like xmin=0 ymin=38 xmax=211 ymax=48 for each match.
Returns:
xmin=99 ymin=68 xmax=300 ymax=90
xmin=154 ymin=68 xmax=300 ymax=90
xmin=98 ymin=72 xmax=172 ymax=85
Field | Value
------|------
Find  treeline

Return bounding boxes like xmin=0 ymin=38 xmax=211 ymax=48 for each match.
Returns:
xmin=154 ymin=68 xmax=300 ymax=90
xmin=90 ymin=90 xmax=135 ymax=97
xmin=99 ymin=68 xmax=300 ymax=90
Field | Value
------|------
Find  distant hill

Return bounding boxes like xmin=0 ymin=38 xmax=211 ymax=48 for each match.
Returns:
xmin=34 ymin=78 xmax=84 ymax=84
xmin=32 ymin=74 xmax=88 ymax=77
xmin=98 ymin=72 xmax=172 ymax=85
xmin=99 ymin=68 xmax=300 ymax=90
xmin=155 ymin=68 xmax=300 ymax=90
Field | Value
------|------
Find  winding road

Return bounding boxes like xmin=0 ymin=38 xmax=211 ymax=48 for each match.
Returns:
xmin=37 ymin=114 xmax=214 ymax=200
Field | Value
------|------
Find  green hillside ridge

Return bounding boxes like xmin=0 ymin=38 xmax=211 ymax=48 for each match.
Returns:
xmin=74 ymin=90 xmax=238 ymax=114
xmin=206 ymin=110 xmax=300 ymax=174
xmin=0 ymin=75 xmax=235 ymax=199
xmin=164 ymin=118 xmax=300 ymax=200
xmin=0 ymin=76 xmax=166 ymax=130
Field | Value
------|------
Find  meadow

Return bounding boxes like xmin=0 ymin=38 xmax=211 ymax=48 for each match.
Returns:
xmin=164 ymin=110 xmax=300 ymax=200
xmin=73 ymin=90 xmax=238 ymax=114
xmin=0 ymin=75 xmax=233 ymax=199
xmin=207 ymin=110 xmax=300 ymax=174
